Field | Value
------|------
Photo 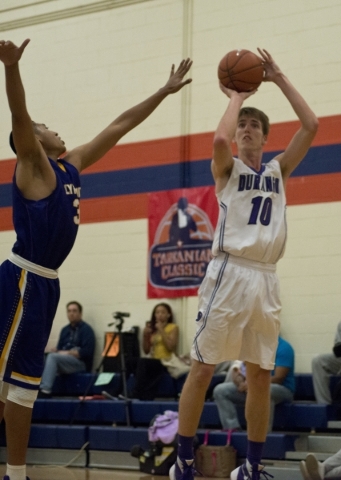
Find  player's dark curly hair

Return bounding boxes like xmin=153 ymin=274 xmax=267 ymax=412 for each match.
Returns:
xmin=9 ymin=121 xmax=41 ymax=155
xmin=238 ymin=107 xmax=270 ymax=136
xmin=149 ymin=302 xmax=174 ymax=333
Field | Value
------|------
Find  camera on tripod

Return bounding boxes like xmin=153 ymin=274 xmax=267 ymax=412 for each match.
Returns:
xmin=113 ymin=311 xmax=130 ymax=319
xmin=103 ymin=311 xmax=139 ymax=377
xmin=107 ymin=311 xmax=130 ymax=328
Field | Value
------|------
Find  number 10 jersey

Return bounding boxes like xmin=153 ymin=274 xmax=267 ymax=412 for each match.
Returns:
xmin=211 ymin=157 xmax=287 ymax=264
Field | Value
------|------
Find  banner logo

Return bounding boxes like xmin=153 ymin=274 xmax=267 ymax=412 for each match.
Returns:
xmin=149 ymin=196 xmax=214 ymax=291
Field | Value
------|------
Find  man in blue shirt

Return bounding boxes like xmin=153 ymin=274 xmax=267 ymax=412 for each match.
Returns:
xmin=38 ymin=301 xmax=95 ymax=398
xmin=213 ymin=336 xmax=295 ymax=431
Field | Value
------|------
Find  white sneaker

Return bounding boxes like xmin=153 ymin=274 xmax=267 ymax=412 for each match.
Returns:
xmin=305 ymin=454 xmax=324 ymax=480
xmin=300 ymin=460 xmax=312 ymax=480
xmin=169 ymin=457 xmax=195 ymax=480
xmin=169 ymin=464 xmax=176 ymax=480
xmin=230 ymin=459 xmax=252 ymax=480
xmin=230 ymin=459 xmax=270 ymax=480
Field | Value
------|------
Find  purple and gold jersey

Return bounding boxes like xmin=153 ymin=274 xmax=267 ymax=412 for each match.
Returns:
xmin=0 ymin=158 xmax=81 ymax=389
xmin=12 ymin=159 xmax=80 ymax=270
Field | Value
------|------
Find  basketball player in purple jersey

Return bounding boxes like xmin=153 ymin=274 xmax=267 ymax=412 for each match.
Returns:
xmin=170 ymin=49 xmax=318 ymax=480
xmin=0 ymin=38 xmax=192 ymax=480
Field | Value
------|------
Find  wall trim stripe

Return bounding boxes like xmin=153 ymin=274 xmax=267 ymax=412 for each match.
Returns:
xmin=0 ymin=143 xmax=340 ymax=206
xmin=0 ymin=172 xmax=340 ymax=232
xmin=0 ymin=114 xmax=340 ymax=230
xmin=1 ymin=114 xmax=341 ymax=184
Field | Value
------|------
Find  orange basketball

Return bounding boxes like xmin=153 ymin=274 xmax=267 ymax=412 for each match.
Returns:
xmin=218 ymin=49 xmax=264 ymax=92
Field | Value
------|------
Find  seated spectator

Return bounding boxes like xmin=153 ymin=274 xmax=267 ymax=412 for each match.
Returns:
xmin=312 ymin=321 xmax=341 ymax=404
xmin=102 ymin=303 xmax=179 ymax=400
xmin=131 ymin=302 xmax=179 ymax=400
xmin=213 ymin=336 xmax=295 ymax=431
xmin=214 ymin=361 xmax=231 ymax=375
xmin=38 ymin=301 xmax=95 ymax=398
xmin=300 ymin=450 xmax=341 ymax=480
xmin=205 ymin=361 xmax=232 ymax=400
xmin=143 ymin=303 xmax=178 ymax=360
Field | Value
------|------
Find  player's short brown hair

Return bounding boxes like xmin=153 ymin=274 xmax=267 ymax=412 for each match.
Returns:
xmin=238 ymin=107 xmax=270 ymax=136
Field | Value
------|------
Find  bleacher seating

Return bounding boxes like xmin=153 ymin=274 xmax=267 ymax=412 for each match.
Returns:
xmin=51 ymin=372 xmax=119 ymax=397
xmin=294 ymin=373 xmax=340 ymax=401
xmin=33 ymin=398 xmax=127 ymax=424
xmin=0 ymin=371 xmax=338 ymax=469
xmin=31 ymin=398 xmax=338 ymax=431
xmin=0 ymin=416 xmax=298 ymax=461
xmin=50 ymin=371 xmax=341 ymax=401
xmin=48 ymin=371 xmax=341 ymax=432
xmin=0 ymin=423 xmax=87 ymax=450
xmin=50 ymin=371 xmax=227 ymax=399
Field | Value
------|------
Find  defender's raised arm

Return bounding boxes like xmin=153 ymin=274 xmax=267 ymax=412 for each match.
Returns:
xmin=0 ymin=39 xmax=37 ymax=159
xmin=0 ymin=39 xmax=57 ymax=200
xmin=67 ymin=58 xmax=193 ymax=172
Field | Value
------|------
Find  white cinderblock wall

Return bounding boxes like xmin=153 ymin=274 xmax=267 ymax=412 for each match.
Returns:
xmin=0 ymin=0 xmax=341 ymax=371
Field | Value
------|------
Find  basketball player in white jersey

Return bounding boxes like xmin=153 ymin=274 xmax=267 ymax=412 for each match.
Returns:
xmin=170 ymin=49 xmax=318 ymax=480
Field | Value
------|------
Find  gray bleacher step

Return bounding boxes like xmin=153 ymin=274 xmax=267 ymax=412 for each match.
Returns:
xmin=286 ymin=451 xmax=331 ymax=461
xmin=0 ymin=447 xmax=87 ymax=467
xmin=261 ymin=461 xmax=304 ymax=480
xmin=328 ymin=420 xmax=341 ymax=429
xmin=295 ymin=434 xmax=341 ymax=453
xmin=89 ymin=451 xmax=139 ymax=469
xmin=264 ymin=468 xmax=302 ymax=480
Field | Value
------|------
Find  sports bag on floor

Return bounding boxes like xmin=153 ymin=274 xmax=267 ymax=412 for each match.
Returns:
xmin=195 ymin=430 xmax=236 ymax=477
xmin=131 ymin=410 xmax=178 ymax=476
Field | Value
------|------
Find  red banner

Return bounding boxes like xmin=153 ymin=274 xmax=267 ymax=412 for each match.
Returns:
xmin=147 ymin=187 xmax=218 ymax=298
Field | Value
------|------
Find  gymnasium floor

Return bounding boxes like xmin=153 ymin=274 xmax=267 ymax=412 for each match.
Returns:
xmin=0 ymin=466 xmax=165 ymax=480
xmin=0 ymin=466 xmax=216 ymax=480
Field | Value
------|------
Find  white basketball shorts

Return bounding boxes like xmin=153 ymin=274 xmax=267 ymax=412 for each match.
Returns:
xmin=191 ymin=252 xmax=281 ymax=370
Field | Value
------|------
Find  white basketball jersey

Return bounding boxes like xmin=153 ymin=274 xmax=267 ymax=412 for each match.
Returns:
xmin=211 ymin=157 xmax=287 ymax=264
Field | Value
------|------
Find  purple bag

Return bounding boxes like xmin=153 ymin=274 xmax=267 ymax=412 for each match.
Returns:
xmin=148 ymin=410 xmax=179 ymax=444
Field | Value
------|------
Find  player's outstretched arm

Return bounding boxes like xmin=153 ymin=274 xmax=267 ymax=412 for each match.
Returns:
xmin=212 ymin=84 xmax=255 ymax=191
xmin=0 ymin=39 xmax=38 ymax=158
xmin=258 ymin=48 xmax=318 ymax=183
xmin=0 ymin=39 xmax=56 ymax=200
xmin=68 ymin=59 xmax=193 ymax=172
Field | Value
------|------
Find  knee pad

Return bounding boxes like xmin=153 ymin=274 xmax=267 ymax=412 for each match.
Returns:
xmin=7 ymin=384 xmax=38 ymax=408
xmin=0 ymin=381 xmax=9 ymax=404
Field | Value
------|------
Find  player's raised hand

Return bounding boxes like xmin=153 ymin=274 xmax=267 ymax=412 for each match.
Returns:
xmin=0 ymin=39 xmax=30 ymax=66
xmin=219 ymin=81 xmax=257 ymax=100
xmin=163 ymin=58 xmax=193 ymax=94
xmin=257 ymin=48 xmax=282 ymax=82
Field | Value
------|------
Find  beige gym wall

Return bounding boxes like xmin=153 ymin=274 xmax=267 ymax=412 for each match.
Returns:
xmin=0 ymin=0 xmax=340 ymax=371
